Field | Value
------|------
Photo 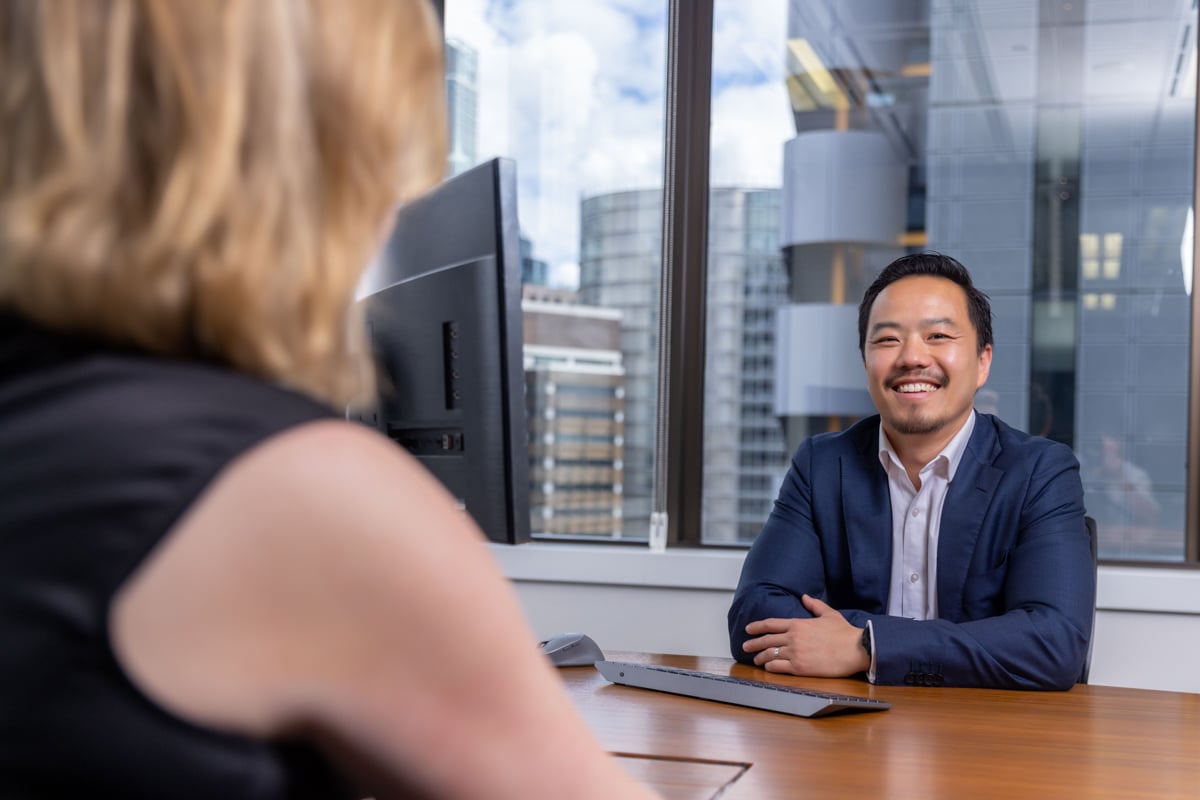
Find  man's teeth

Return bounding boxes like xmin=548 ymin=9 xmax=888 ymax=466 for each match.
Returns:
xmin=897 ymin=383 xmax=938 ymax=393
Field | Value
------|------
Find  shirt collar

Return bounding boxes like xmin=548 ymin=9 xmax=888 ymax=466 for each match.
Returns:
xmin=877 ymin=410 xmax=977 ymax=481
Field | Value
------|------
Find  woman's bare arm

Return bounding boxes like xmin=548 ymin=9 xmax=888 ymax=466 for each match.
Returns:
xmin=110 ymin=420 xmax=656 ymax=799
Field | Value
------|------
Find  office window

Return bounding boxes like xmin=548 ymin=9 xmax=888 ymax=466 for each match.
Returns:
xmin=444 ymin=1 xmax=666 ymax=541
xmin=438 ymin=2 xmax=1199 ymax=561
xmin=699 ymin=0 xmax=1197 ymax=559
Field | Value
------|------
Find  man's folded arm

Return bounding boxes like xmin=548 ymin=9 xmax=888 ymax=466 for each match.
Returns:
xmin=860 ymin=446 xmax=1094 ymax=690
xmin=861 ymin=606 xmax=1089 ymax=690
xmin=727 ymin=444 xmax=824 ymax=662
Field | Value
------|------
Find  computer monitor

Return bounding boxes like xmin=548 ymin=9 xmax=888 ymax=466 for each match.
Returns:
xmin=354 ymin=158 xmax=530 ymax=544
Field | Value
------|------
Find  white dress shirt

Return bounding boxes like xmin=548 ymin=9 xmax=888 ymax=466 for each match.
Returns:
xmin=865 ymin=411 xmax=976 ymax=681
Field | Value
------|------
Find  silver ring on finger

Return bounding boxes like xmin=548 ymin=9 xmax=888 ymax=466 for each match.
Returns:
xmin=773 ymin=646 xmax=781 ymax=659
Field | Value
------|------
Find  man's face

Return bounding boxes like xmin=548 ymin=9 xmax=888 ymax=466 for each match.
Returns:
xmin=863 ymin=275 xmax=992 ymax=443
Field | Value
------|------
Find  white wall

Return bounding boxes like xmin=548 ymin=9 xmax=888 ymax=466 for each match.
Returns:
xmin=491 ymin=544 xmax=1200 ymax=694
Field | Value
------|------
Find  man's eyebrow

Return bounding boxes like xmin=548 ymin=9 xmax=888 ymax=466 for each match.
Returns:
xmin=868 ymin=317 xmax=961 ymax=337
xmin=921 ymin=317 xmax=959 ymax=328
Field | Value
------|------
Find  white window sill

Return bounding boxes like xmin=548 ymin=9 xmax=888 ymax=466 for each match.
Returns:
xmin=489 ymin=542 xmax=1200 ymax=615
xmin=1099 ymin=566 xmax=1200 ymax=614
xmin=489 ymin=542 xmax=744 ymax=590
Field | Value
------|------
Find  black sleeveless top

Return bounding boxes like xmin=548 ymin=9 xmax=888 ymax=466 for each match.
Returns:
xmin=0 ymin=314 xmax=359 ymax=799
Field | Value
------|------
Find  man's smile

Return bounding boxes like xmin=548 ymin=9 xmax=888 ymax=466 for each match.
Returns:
xmin=895 ymin=382 xmax=940 ymax=394
xmin=889 ymin=373 xmax=946 ymax=396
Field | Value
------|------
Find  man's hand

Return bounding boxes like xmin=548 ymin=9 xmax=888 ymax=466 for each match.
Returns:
xmin=742 ymin=594 xmax=870 ymax=677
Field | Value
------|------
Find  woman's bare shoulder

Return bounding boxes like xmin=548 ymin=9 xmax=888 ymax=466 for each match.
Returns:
xmin=109 ymin=419 xmax=487 ymax=732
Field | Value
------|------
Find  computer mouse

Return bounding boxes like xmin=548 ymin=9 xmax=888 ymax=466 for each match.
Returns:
xmin=538 ymin=632 xmax=605 ymax=667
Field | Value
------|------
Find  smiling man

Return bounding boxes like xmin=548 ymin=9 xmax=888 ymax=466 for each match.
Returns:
xmin=727 ymin=253 xmax=1095 ymax=690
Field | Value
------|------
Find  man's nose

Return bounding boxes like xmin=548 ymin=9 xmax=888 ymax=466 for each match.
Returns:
xmin=897 ymin=337 xmax=930 ymax=367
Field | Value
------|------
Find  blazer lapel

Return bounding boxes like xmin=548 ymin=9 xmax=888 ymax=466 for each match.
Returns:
xmin=842 ymin=422 xmax=892 ymax=609
xmin=937 ymin=417 xmax=1002 ymax=621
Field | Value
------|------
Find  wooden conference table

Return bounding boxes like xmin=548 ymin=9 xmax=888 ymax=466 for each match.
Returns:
xmin=562 ymin=652 xmax=1200 ymax=799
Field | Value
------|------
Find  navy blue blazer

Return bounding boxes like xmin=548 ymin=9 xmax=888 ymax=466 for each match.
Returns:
xmin=728 ymin=413 xmax=1094 ymax=690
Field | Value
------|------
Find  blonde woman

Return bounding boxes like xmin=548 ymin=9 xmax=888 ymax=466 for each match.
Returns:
xmin=0 ymin=1 xmax=656 ymax=797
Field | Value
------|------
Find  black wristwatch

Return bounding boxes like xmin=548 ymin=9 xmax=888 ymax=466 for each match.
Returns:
xmin=861 ymin=624 xmax=873 ymax=659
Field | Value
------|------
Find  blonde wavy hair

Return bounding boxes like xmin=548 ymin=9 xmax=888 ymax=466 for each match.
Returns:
xmin=0 ymin=0 xmax=447 ymax=406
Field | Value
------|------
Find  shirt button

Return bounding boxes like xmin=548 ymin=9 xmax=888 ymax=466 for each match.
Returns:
xmin=910 ymin=573 xmax=921 ymax=583
xmin=911 ymin=508 xmax=920 ymax=517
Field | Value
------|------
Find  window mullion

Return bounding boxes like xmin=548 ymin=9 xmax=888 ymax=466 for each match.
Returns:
xmin=654 ymin=0 xmax=714 ymax=547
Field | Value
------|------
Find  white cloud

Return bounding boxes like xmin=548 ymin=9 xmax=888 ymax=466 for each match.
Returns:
xmin=548 ymin=260 xmax=581 ymax=289
xmin=712 ymin=0 xmax=789 ymax=86
xmin=710 ymin=81 xmax=793 ymax=188
xmin=709 ymin=0 xmax=791 ymax=188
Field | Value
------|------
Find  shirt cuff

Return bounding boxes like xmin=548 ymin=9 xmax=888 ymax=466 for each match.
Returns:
xmin=865 ymin=619 xmax=878 ymax=684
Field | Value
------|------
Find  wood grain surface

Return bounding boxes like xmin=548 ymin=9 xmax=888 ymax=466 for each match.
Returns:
xmin=561 ymin=652 xmax=1200 ymax=799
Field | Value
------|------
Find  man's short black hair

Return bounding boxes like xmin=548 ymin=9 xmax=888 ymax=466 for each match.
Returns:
xmin=857 ymin=252 xmax=993 ymax=359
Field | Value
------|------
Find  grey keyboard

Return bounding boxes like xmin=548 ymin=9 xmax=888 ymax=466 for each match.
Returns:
xmin=595 ymin=660 xmax=891 ymax=718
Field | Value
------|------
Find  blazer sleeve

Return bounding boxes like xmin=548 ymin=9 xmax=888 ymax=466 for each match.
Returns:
xmin=859 ymin=441 xmax=1094 ymax=690
xmin=727 ymin=437 xmax=824 ymax=663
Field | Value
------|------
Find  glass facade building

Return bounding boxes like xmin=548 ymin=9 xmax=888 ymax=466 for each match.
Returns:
xmin=581 ymin=188 xmax=789 ymax=543
xmin=445 ymin=38 xmax=478 ymax=178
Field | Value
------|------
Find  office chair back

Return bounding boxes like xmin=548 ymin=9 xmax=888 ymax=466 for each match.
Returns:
xmin=1080 ymin=515 xmax=1098 ymax=684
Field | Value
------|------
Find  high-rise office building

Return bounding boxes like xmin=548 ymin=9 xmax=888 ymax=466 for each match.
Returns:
xmin=521 ymin=234 xmax=550 ymax=287
xmin=523 ymin=289 xmax=625 ymax=537
xmin=445 ymin=38 xmax=478 ymax=177
xmin=579 ymin=188 xmax=788 ymax=542
xmin=773 ymin=2 xmax=913 ymax=456
xmin=578 ymin=191 xmax=660 ymax=536
xmin=704 ymin=189 xmax=792 ymax=542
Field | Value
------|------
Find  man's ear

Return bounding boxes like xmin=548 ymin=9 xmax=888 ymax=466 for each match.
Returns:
xmin=976 ymin=344 xmax=993 ymax=388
